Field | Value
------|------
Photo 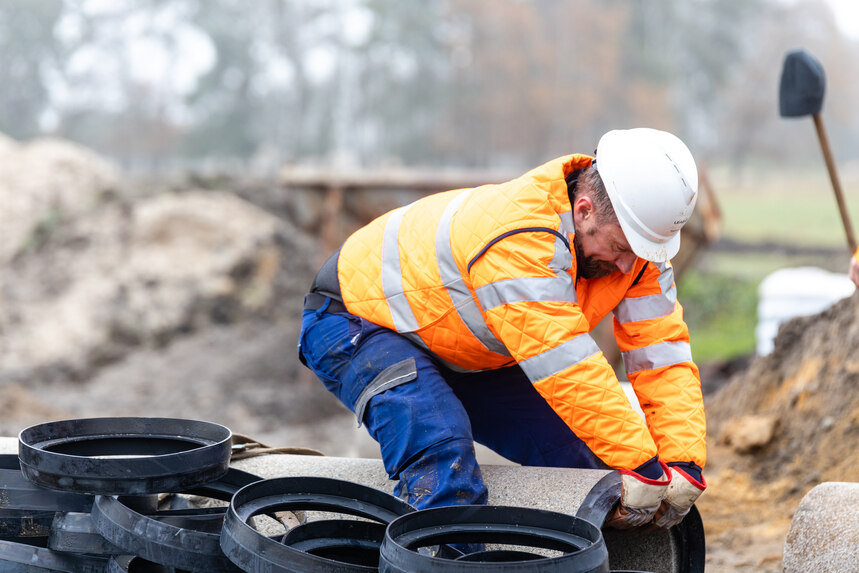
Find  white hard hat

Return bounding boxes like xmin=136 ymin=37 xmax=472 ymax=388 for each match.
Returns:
xmin=595 ymin=128 xmax=698 ymax=262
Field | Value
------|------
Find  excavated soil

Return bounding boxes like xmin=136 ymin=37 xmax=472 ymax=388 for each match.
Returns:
xmin=697 ymin=290 xmax=859 ymax=571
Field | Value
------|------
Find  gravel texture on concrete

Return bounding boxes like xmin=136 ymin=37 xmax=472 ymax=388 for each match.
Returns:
xmin=782 ymin=482 xmax=859 ymax=572
xmin=233 ymin=453 xmax=611 ymax=512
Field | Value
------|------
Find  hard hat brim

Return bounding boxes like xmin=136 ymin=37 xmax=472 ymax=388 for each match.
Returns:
xmin=616 ymin=216 xmax=681 ymax=263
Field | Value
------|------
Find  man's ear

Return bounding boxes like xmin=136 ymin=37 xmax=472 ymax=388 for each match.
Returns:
xmin=573 ymin=195 xmax=594 ymax=224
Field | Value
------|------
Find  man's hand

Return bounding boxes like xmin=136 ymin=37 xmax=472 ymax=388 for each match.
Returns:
xmin=652 ymin=465 xmax=707 ymax=529
xmin=605 ymin=462 xmax=671 ymax=529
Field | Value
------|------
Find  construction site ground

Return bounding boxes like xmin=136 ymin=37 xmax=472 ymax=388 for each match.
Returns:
xmin=2 ymin=287 xmax=857 ymax=571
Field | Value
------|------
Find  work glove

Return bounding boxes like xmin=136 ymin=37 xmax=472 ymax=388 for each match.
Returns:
xmin=652 ymin=465 xmax=707 ymax=529
xmin=605 ymin=461 xmax=671 ymax=529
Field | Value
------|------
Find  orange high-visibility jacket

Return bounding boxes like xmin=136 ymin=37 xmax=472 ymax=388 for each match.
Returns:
xmin=338 ymin=154 xmax=706 ymax=471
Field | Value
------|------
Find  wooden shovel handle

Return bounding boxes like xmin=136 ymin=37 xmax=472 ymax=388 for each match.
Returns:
xmin=812 ymin=113 xmax=857 ymax=252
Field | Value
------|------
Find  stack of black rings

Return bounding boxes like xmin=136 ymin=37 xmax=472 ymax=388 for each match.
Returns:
xmin=0 ymin=416 xmax=657 ymax=572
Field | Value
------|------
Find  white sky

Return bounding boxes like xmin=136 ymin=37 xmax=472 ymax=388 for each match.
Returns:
xmin=823 ymin=0 xmax=859 ymax=38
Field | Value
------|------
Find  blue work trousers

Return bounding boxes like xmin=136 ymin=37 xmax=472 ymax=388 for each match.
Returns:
xmin=297 ymin=301 xmax=607 ymax=510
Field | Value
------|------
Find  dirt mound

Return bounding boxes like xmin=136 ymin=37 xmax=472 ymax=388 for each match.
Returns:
xmin=707 ymin=290 xmax=859 ymax=483
xmin=0 ymin=135 xmax=120 ymax=264
xmin=698 ymin=290 xmax=859 ymax=571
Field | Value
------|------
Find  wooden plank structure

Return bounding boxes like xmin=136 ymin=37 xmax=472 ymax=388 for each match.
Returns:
xmin=281 ymin=164 xmax=721 ymax=270
xmin=280 ymin=166 xmax=516 ymax=259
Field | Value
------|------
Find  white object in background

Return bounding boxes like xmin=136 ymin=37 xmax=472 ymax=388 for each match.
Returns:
xmin=755 ymin=266 xmax=854 ymax=356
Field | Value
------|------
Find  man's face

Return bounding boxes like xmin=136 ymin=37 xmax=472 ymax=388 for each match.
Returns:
xmin=574 ymin=216 xmax=637 ymax=279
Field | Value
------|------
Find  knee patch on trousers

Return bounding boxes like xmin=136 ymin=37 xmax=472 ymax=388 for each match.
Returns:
xmin=354 ymin=357 xmax=417 ymax=427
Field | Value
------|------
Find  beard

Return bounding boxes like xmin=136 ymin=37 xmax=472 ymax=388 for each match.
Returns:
xmin=573 ymin=233 xmax=619 ymax=280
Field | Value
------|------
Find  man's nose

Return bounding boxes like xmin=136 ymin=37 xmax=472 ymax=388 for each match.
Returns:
xmin=616 ymin=253 xmax=635 ymax=274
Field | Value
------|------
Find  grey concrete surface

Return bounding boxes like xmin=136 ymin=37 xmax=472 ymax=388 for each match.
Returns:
xmin=233 ymin=453 xmax=611 ymax=511
xmin=783 ymin=481 xmax=859 ymax=572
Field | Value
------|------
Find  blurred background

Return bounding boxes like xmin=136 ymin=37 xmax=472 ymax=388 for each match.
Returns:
xmin=4 ymin=0 xmax=859 ymax=173
xmin=3 ymin=0 xmax=857 ymax=368
xmin=1 ymin=2 xmax=858 ymax=570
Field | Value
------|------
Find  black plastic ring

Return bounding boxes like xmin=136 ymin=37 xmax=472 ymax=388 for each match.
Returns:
xmin=49 ymin=507 xmax=228 ymax=557
xmin=0 ymin=455 xmax=94 ymax=539
xmin=0 ymin=538 xmax=109 ymax=572
xmin=179 ymin=467 xmax=263 ymax=502
xmin=1 ymin=454 xmax=94 ymax=510
xmin=575 ymin=471 xmax=704 ymax=573
xmin=220 ymin=476 xmax=414 ymax=573
xmin=108 ymin=554 xmax=188 ymax=572
xmin=575 ymin=472 xmax=623 ymax=527
xmin=47 ymin=466 xmax=262 ymax=560
xmin=92 ymin=494 xmax=240 ymax=572
xmin=48 ymin=512 xmax=125 ymax=555
xmin=379 ymin=505 xmax=609 ymax=572
xmin=281 ymin=519 xmax=387 ymax=568
xmin=18 ymin=418 xmax=232 ymax=495
xmin=0 ymin=468 xmax=95 ymax=511
xmin=456 ymin=550 xmax=543 ymax=562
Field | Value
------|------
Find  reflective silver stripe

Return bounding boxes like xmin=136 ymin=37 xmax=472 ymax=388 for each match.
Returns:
xmin=377 ymin=193 xmax=507 ymax=365
xmin=437 ymin=191 xmax=509 ymax=356
xmin=382 ymin=205 xmax=420 ymax=332
xmin=559 ymin=209 xmax=575 ymax=238
xmin=476 ymin=275 xmax=577 ymax=310
xmin=656 ymin=262 xmax=674 ymax=292
xmin=615 ymin=261 xmax=678 ymax=324
xmin=622 ymin=341 xmax=692 ymax=374
xmin=548 ymin=235 xmax=573 ymax=272
xmin=615 ymin=284 xmax=677 ymax=323
xmin=518 ymin=333 xmax=601 ymax=382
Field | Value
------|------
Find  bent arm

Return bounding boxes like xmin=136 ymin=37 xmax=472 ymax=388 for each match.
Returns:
xmin=613 ymin=261 xmax=707 ymax=469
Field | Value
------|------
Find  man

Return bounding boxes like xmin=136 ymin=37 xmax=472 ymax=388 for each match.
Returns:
xmin=298 ymin=128 xmax=707 ymax=530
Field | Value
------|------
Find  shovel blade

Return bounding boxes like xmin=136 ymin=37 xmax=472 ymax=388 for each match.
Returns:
xmin=779 ymin=49 xmax=825 ymax=117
